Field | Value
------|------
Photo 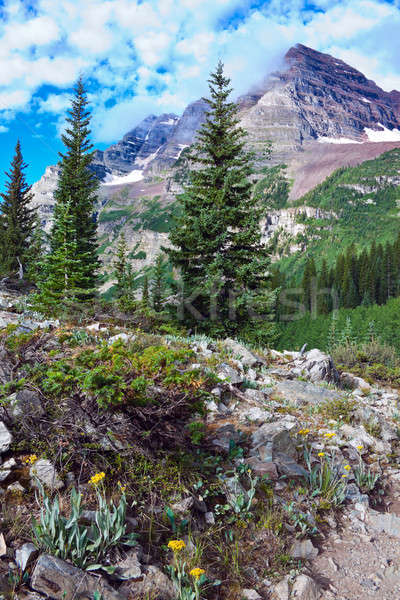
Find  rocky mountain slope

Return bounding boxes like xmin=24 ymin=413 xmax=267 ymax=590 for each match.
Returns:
xmin=91 ymin=113 xmax=180 ymax=181
xmin=1 ymin=289 xmax=400 ymax=599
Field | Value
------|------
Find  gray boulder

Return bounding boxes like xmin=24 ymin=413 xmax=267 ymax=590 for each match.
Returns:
xmin=274 ymin=453 xmax=308 ymax=478
xmin=115 ymin=548 xmax=142 ymax=580
xmin=6 ymin=388 xmax=44 ymax=421
xmin=290 ymin=348 xmax=339 ymax=384
xmin=223 ymin=338 xmax=260 ymax=367
xmin=120 ymin=564 xmax=176 ymax=599
xmin=251 ymin=418 xmax=298 ymax=458
xmin=0 ymin=457 xmax=16 ymax=482
xmin=272 ymin=380 xmax=342 ymax=407
xmin=271 ymin=576 xmax=290 ymax=600
xmin=30 ymin=459 xmax=64 ymax=490
xmin=241 ymin=590 xmax=262 ymax=600
xmin=0 ymin=421 xmax=12 ymax=453
xmin=290 ymin=539 xmax=319 ymax=560
xmin=291 ymin=574 xmax=321 ymax=599
xmin=15 ymin=542 xmax=38 ymax=571
xmin=217 ymin=363 xmax=243 ymax=385
xmin=31 ymin=554 xmax=124 ymax=600
xmin=341 ymin=371 xmax=372 ymax=393
xmin=0 ymin=349 xmax=13 ymax=384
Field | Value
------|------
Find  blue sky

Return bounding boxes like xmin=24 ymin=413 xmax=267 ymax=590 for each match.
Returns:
xmin=1 ymin=0 xmax=400 ymax=187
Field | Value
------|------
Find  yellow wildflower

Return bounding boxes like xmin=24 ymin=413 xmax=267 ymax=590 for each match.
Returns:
xmin=342 ymin=474 xmax=348 ymax=478
xmin=89 ymin=472 xmax=105 ymax=486
xmin=168 ymin=540 xmax=186 ymax=553
xmin=317 ymin=452 xmax=325 ymax=458
xmin=117 ymin=481 xmax=127 ymax=493
xmin=344 ymin=465 xmax=351 ymax=471
xmin=324 ymin=432 xmax=336 ymax=439
xmin=298 ymin=428 xmax=310 ymax=436
xmin=357 ymin=445 xmax=364 ymax=451
xmin=190 ymin=568 xmax=205 ymax=580
xmin=24 ymin=454 xmax=38 ymax=465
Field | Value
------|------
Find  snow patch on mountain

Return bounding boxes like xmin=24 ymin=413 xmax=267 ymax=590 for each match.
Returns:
xmin=365 ymin=124 xmax=400 ymax=142
xmin=159 ymin=118 xmax=178 ymax=126
xmin=103 ymin=170 xmax=144 ymax=186
xmin=135 ymin=148 xmax=160 ymax=168
xmin=318 ymin=136 xmax=362 ymax=145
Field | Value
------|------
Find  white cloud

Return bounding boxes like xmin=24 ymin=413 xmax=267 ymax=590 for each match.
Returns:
xmin=1 ymin=0 xmax=400 ymax=144
xmin=0 ymin=89 xmax=30 ymax=110
xmin=38 ymin=93 xmax=72 ymax=114
xmin=0 ymin=125 xmax=9 ymax=133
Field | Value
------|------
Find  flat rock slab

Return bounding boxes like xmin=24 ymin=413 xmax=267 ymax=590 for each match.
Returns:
xmin=120 ymin=564 xmax=176 ymax=600
xmin=272 ymin=380 xmax=342 ymax=407
xmin=31 ymin=554 xmax=124 ymax=600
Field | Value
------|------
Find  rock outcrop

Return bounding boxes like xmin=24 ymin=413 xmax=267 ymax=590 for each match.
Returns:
xmin=91 ymin=113 xmax=179 ymax=179
xmin=240 ymin=44 xmax=400 ymax=163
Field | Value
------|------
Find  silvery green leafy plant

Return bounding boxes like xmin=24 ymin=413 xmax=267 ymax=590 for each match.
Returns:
xmin=31 ymin=479 xmax=137 ymax=570
xmin=354 ymin=457 xmax=380 ymax=492
xmin=304 ymin=448 xmax=347 ymax=507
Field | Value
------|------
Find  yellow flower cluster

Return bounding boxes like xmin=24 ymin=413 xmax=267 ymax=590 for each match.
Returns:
xmin=24 ymin=454 xmax=38 ymax=465
xmin=190 ymin=568 xmax=205 ymax=580
xmin=298 ymin=428 xmax=310 ymax=436
xmin=344 ymin=465 xmax=351 ymax=471
xmin=168 ymin=539 xmax=186 ymax=553
xmin=117 ymin=481 xmax=126 ymax=493
xmin=89 ymin=472 xmax=105 ymax=486
xmin=317 ymin=452 xmax=325 ymax=458
xmin=357 ymin=445 xmax=364 ymax=451
xmin=324 ymin=432 xmax=336 ymax=439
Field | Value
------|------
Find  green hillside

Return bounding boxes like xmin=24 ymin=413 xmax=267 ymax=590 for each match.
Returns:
xmin=276 ymin=148 xmax=400 ymax=280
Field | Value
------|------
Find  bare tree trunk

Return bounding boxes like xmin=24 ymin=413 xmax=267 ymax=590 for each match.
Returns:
xmin=16 ymin=257 xmax=24 ymax=280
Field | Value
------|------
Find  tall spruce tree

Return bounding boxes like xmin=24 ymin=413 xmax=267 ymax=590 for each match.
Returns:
xmin=166 ymin=61 xmax=272 ymax=336
xmin=0 ymin=141 xmax=35 ymax=277
xmin=38 ymin=78 xmax=99 ymax=306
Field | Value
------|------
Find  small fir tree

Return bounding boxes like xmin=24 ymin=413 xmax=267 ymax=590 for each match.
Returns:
xmin=35 ymin=199 xmax=91 ymax=310
xmin=141 ymin=275 xmax=149 ymax=308
xmin=25 ymin=216 xmax=46 ymax=284
xmin=151 ymin=254 xmax=166 ymax=312
xmin=37 ymin=78 xmax=99 ymax=306
xmin=113 ymin=233 xmax=135 ymax=305
xmin=0 ymin=141 xmax=36 ymax=277
xmin=166 ymin=61 xmax=273 ymax=338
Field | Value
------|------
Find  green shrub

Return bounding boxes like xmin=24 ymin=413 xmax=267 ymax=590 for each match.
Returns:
xmin=36 ymin=339 xmax=216 ymax=409
xmin=317 ymin=396 xmax=356 ymax=423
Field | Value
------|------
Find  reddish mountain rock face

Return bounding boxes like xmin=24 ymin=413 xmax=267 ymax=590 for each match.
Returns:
xmin=282 ymin=44 xmax=400 ymax=138
xmin=238 ymin=44 xmax=400 ymax=166
xmin=32 ymin=43 xmax=400 ymax=212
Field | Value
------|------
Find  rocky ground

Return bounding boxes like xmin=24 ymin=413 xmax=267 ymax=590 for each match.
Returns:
xmin=1 ymin=286 xmax=400 ymax=599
